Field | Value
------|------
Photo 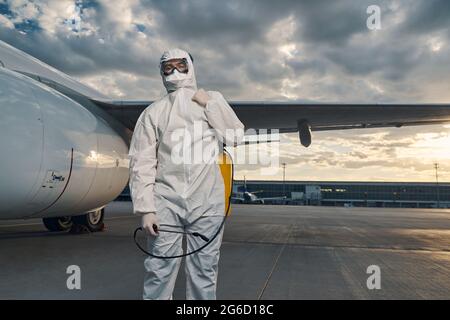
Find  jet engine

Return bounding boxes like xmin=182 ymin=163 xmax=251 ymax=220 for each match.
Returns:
xmin=0 ymin=68 xmax=129 ymax=226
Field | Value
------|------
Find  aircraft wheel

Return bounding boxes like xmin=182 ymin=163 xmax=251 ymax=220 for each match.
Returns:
xmin=43 ymin=216 xmax=73 ymax=232
xmin=72 ymin=208 xmax=105 ymax=232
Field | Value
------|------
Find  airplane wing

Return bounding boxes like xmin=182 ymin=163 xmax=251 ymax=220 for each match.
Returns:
xmin=2 ymin=39 xmax=449 ymax=147
xmin=93 ymin=99 xmax=450 ymax=147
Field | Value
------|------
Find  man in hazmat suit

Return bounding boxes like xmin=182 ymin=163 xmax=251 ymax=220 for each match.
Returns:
xmin=128 ymin=48 xmax=245 ymax=300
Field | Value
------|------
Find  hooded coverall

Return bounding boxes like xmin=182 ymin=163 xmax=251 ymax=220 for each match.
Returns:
xmin=128 ymin=48 xmax=244 ymax=299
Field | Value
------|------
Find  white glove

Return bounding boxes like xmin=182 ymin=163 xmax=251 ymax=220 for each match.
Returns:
xmin=141 ymin=212 xmax=160 ymax=236
xmin=192 ymin=88 xmax=210 ymax=107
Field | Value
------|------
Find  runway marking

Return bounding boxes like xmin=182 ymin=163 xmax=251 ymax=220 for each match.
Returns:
xmin=222 ymin=239 xmax=450 ymax=254
xmin=256 ymin=224 xmax=293 ymax=300
xmin=2 ymin=214 xmax=449 ymax=255
xmin=333 ymin=250 xmax=370 ymax=299
xmin=105 ymin=216 xmax=137 ymax=221
xmin=0 ymin=222 xmax=42 ymax=228
xmin=0 ymin=215 xmax=136 ymax=229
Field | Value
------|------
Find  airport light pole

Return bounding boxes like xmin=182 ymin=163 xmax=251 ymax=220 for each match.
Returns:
xmin=434 ymin=163 xmax=440 ymax=208
xmin=282 ymin=162 xmax=286 ymax=199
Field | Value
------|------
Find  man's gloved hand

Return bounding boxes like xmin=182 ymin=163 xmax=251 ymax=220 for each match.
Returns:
xmin=192 ymin=88 xmax=210 ymax=107
xmin=141 ymin=212 xmax=160 ymax=236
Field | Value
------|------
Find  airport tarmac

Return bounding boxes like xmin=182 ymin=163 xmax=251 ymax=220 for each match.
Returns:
xmin=0 ymin=202 xmax=449 ymax=300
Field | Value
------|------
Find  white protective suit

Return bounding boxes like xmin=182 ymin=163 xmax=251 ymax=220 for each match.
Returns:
xmin=128 ymin=48 xmax=245 ymax=300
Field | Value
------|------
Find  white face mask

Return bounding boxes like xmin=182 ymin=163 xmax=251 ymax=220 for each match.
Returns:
xmin=163 ymin=69 xmax=196 ymax=93
xmin=164 ymin=69 xmax=188 ymax=84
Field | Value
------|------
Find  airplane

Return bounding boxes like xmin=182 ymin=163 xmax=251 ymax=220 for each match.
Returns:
xmin=232 ymin=177 xmax=287 ymax=204
xmin=1 ymin=39 xmax=450 ymax=232
xmin=232 ymin=191 xmax=287 ymax=205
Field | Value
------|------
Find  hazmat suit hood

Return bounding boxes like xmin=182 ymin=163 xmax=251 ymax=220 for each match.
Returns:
xmin=160 ymin=48 xmax=197 ymax=93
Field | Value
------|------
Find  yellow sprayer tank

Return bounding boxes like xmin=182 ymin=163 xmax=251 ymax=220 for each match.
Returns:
xmin=218 ymin=151 xmax=233 ymax=216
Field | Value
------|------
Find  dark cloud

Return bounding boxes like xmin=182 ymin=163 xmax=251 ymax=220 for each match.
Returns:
xmin=286 ymin=57 xmax=328 ymax=76
xmin=401 ymin=0 xmax=450 ymax=35
xmin=292 ymin=0 xmax=375 ymax=44
xmin=1 ymin=0 xmax=450 ymax=182
xmin=141 ymin=0 xmax=286 ymax=45
xmin=0 ymin=0 xmax=449 ymax=102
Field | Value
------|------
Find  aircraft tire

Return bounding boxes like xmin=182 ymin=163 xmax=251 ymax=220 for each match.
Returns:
xmin=72 ymin=208 xmax=105 ymax=232
xmin=43 ymin=216 xmax=73 ymax=232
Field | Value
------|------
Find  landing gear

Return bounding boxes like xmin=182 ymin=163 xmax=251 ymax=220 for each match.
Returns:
xmin=42 ymin=216 xmax=73 ymax=232
xmin=72 ymin=208 xmax=105 ymax=232
xmin=42 ymin=208 xmax=105 ymax=233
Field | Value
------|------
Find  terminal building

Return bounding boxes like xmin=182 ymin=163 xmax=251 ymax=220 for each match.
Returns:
xmin=232 ymin=180 xmax=450 ymax=208
xmin=119 ymin=180 xmax=450 ymax=208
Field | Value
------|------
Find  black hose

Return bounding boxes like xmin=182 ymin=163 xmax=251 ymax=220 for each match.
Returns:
xmin=133 ymin=148 xmax=234 ymax=259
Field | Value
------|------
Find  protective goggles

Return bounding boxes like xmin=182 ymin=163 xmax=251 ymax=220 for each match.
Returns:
xmin=161 ymin=58 xmax=189 ymax=76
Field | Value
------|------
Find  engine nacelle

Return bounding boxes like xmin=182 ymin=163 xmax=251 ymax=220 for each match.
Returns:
xmin=298 ymin=119 xmax=312 ymax=147
xmin=0 ymin=68 xmax=129 ymax=219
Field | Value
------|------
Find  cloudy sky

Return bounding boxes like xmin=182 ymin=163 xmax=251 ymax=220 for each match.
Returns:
xmin=1 ymin=0 xmax=449 ymax=182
